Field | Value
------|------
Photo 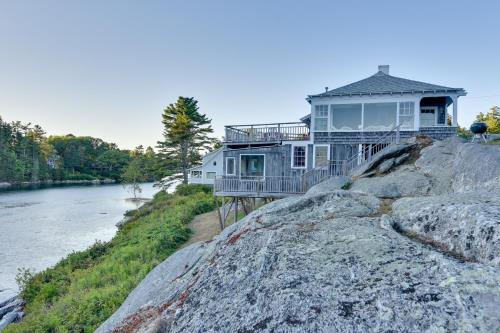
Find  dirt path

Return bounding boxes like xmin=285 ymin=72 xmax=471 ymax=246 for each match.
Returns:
xmin=183 ymin=210 xmax=222 ymax=248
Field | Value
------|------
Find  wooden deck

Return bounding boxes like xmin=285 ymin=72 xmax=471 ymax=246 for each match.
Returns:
xmin=225 ymin=122 xmax=309 ymax=143
xmin=215 ymin=124 xmax=403 ymax=198
xmin=214 ymin=176 xmax=305 ymax=198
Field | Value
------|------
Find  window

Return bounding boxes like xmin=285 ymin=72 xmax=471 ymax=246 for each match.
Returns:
xmin=226 ymin=157 xmax=235 ymax=175
xmin=240 ymin=155 xmax=265 ymax=177
xmin=399 ymin=102 xmax=415 ymax=129
xmin=191 ymin=170 xmax=202 ymax=178
xmin=314 ymin=145 xmax=329 ymax=167
xmin=364 ymin=102 xmax=397 ymax=131
xmin=314 ymin=105 xmax=329 ymax=131
xmin=292 ymin=146 xmax=307 ymax=168
xmin=213 ymin=161 xmax=217 ymax=166
xmin=206 ymin=172 xmax=216 ymax=179
xmin=331 ymin=104 xmax=362 ymax=130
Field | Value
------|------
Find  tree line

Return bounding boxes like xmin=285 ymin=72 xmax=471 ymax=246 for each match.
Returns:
xmin=456 ymin=106 xmax=500 ymax=138
xmin=4 ymin=100 xmax=495 ymax=185
xmin=0 ymin=117 xmax=167 ymax=184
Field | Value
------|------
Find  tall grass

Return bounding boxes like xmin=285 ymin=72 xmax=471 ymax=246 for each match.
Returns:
xmin=5 ymin=184 xmax=215 ymax=333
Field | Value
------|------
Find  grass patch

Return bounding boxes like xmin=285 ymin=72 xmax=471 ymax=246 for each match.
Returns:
xmin=341 ymin=181 xmax=352 ymax=190
xmin=487 ymin=138 xmax=500 ymax=145
xmin=5 ymin=184 xmax=215 ymax=333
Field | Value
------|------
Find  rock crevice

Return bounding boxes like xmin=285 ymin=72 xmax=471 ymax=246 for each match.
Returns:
xmin=97 ymin=138 xmax=500 ymax=333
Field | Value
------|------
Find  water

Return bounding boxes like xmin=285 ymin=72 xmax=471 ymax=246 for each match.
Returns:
xmin=0 ymin=183 xmax=159 ymax=303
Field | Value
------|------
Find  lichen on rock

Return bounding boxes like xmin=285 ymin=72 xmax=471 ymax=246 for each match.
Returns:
xmin=97 ymin=137 xmax=500 ymax=333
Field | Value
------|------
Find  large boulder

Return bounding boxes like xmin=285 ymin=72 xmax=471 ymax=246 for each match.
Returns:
xmin=350 ymin=166 xmax=432 ymax=199
xmin=97 ymin=190 xmax=500 ymax=333
xmin=416 ymin=137 xmax=500 ymax=194
xmin=392 ymin=192 xmax=500 ymax=266
xmin=304 ymin=176 xmax=350 ymax=197
xmin=350 ymin=143 xmax=418 ymax=178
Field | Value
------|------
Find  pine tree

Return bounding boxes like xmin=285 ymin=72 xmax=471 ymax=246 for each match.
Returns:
xmin=476 ymin=106 xmax=500 ymax=134
xmin=157 ymin=97 xmax=214 ymax=184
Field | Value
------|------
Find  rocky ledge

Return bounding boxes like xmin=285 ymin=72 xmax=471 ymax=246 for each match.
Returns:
xmin=0 ymin=296 xmax=24 ymax=330
xmin=97 ymin=137 xmax=500 ymax=333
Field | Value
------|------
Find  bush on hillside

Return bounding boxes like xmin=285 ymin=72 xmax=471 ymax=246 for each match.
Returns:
xmin=175 ymin=183 xmax=212 ymax=196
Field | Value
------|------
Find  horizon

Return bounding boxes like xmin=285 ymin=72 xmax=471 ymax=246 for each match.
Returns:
xmin=1 ymin=0 xmax=499 ymax=149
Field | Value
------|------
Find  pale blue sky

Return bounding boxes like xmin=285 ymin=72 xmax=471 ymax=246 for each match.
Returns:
xmin=0 ymin=0 xmax=499 ymax=149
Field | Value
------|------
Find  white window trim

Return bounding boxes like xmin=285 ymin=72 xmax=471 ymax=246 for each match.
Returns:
xmin=313 ymin=104 xmax=329 ymax=132
xmin=398 ymin=101 xmax=416 ymax=130
xmin=225 ymin=157 xmax=235 ymax=176
xmin=205 ymin=171 xmax=217 ymax=180
xmin=312 ymin=97 xmax=421 ymax=133
xmin=313 ymin=144 xmax=330 ymax=168
xmin=239 ymin=154 xmax=266 ymax=178
xmin=330 ymin=103 xmax=363 ymax=132
xmin=190 ymin=170 xmax=202 ymax=178
xmin=291 ymin=144 xmax=308 ymax=169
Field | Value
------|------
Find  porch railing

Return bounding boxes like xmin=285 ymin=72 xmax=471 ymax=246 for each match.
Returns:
xmin=225 ymin=122 xmax=309 ymax=143
xmin=215 ymin=124 xmax=401 ymax=196
xmin=214 ymin=176 xmax=304 ymax=195
xmin=299 ymin=124 xmax=402 ymax=188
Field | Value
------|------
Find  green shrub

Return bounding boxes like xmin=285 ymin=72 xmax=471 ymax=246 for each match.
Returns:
xmin=175 ymin=183 xmax=212 ymax=196
xmin=488 ymin=138 xmax=500 ymax=145
xmin=341 ymin=181 xmax=352 ymax=190
xmin=5 ymin=190 xmax=215 ymax=333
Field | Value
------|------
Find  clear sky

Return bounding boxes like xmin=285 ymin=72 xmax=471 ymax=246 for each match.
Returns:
xmin=0 ymin=0 xmax=499 ymax=149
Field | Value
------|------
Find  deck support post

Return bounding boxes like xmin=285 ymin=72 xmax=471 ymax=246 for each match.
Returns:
xmin=234 ymin=197 xmax=238 ymax=223
xmin=240 ymin=198 xmax=249 ymax=215
xmin=222 ymin=196 xmax=226 ymax=229
xmin=214 ymin=196 xmax=224 ymax=231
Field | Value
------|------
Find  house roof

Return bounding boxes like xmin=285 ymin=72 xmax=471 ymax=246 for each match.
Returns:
xmin=201 ymin=147 xmax=223 ymax=163
xmin=308 ymin=70 xmax=466 ymax=100
xmin=188 ymin=148 xmax=223 ymax=171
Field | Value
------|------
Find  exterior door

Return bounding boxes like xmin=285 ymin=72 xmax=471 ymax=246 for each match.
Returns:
xmin=314 ymin=145 xmax=329 ymax=168
xmin=420 ymin=107 xmax=437 ymax=127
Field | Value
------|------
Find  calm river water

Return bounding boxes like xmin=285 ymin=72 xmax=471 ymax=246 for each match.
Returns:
xmin=0 ymin=183 xmax=159 ymax=303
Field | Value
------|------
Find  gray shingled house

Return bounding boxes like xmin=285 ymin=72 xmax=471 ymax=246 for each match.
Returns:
xmin=205 ymin=65 xmax=466 ymax=198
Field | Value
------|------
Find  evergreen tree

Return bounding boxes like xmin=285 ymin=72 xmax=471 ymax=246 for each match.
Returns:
xmin=157 ymin=97 xmax=214 ymax=183
xmin=476 ymin=106 xmax=500 ymax=133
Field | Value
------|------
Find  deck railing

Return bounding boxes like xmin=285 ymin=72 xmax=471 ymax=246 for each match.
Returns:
xmin=215 ymin=124 xmax=402 ymax=196
xmin=225 ymin=122 xmax=309 ymax=143
xmin=214 ymin=176 xmax=304 ymax=195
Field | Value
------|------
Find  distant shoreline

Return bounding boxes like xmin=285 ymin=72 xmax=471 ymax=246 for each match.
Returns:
xmin=0 ymin=179 xmax=116 ymax=191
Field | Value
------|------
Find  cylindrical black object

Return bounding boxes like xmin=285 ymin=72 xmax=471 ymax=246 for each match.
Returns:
xmin=470 ymin=122 xmax=488 ymax=134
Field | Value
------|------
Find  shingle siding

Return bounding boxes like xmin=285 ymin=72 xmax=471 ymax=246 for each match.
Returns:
xmin=314 ymin=127 xmax=456 ymax=145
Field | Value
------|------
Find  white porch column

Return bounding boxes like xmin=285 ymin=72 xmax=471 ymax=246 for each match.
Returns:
xmin=452 ymin=96 xmax=458 ymax=126
xmin=415 ymin=98 xmax=420 ymax=129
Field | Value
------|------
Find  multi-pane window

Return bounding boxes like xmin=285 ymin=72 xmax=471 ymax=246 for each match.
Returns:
xmin=191 ymin=170 xmax=202 ymax=178
xmin=314 ymin=105 xmax=329 ymax=131
xmin=399 ymin=102 xmax=415 ymax=129
xmin=292 ymin=146 xmax=306 ymax=168
xmin=226 ymin=157 xmax=235 ymax=175
xmin=206 ymin=172 xmax=216 ymax=179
